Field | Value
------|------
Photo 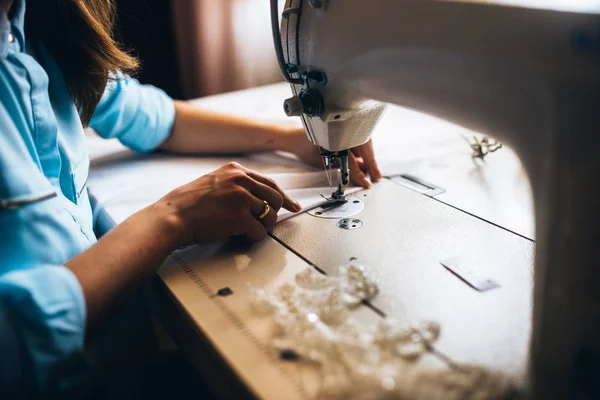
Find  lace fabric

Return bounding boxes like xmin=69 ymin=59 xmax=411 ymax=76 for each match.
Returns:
xmin=252 ymin=265 xmax=518 ymax=400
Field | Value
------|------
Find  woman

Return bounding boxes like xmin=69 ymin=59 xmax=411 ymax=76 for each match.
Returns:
xmin=0 ymin=0 xmax=381 ymax=396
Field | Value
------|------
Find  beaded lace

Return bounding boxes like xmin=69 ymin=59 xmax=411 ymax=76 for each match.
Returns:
xmin=252 ymin=265 xmax=517 ymax=399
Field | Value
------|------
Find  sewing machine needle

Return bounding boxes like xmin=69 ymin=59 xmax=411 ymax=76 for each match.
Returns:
xmin=321 ymin=152 xmax=333 ymax=191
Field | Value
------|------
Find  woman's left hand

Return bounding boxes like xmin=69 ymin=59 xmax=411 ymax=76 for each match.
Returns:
xmin=284 ymin=127 xmax=382 ymax=188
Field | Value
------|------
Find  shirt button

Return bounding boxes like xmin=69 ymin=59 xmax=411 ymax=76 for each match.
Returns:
xmin=8 ymin=33 xmax=14 ymax=43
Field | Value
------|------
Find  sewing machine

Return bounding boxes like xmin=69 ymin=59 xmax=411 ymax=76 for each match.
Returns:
xmin=270 ymin=0 xmax=600 ymax=398
xmin=87 ymin=1 xmax=598 ymax=398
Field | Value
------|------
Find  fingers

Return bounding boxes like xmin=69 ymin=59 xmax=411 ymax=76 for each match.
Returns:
xmin=244 ymin=169 xmax=301 ymax=212
xmin=349 ymin=152 xmax=372 ymax=188
xmin=244 ymin=199 xmax=277 ymax=241
xmin=247 ymin=181 xmax=285 ymax=213
xmin=234 ymin=190 xmax=276 ymax=242
xmin=243 ymin=210 xmax=269 ymax=242
xmin=246 ymin=192 xmax=277 ymax=229
xmin=247 ymin=193 xmax=270 ymax=219
xmin=352 ymin=145 xmax=363 ymax=160
xmin=358 ymin=140 xmax=382 ymax=181
xmin=259 ymin=203 xmax=278 ymax=232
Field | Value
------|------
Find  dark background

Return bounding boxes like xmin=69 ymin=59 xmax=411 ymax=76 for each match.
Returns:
xmin=114 ymin=0 xmax=183 ymax=99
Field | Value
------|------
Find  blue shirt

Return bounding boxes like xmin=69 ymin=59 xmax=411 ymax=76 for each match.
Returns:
xmin=0 ymin=0 xmax=175 ymax=392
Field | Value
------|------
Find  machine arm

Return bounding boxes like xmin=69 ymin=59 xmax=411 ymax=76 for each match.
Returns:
xmin=272 ymin=1 xmax=600 ymax=398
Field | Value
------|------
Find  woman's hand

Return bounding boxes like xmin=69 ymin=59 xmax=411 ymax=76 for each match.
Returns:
xmin=67 ymin=162 xmax=299 ymax=333
xmin=283 ymin=127 xmax=383 ymax=188
xmin=150 ymin=162 xmax=301 ymax=246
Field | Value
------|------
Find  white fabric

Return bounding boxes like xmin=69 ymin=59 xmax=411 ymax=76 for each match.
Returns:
xmin=252 ymin=265 xmax=517 ymax=400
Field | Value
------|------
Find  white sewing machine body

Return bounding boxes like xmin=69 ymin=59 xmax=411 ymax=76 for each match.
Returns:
xmin=280 ymin=0 xmax=600 ymax=156
xmin=276 ymin=0 xmax=600 ymax=398
xmin=87 ymin=1 xmax=599 ymax=398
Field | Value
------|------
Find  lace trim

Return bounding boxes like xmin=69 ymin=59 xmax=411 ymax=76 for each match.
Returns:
xmin=252 ymin=264 xmax=518 ymax=399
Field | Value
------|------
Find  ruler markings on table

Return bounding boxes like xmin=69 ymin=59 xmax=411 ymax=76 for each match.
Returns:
xmin=169 ymin=250 xmax=309 ymax=399
xmin=170 ymin=247 xmax=461 ymax=393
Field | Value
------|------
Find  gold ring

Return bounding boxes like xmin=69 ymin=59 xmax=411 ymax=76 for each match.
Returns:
xmin=258 ymin=200 xmax=270 ymax=220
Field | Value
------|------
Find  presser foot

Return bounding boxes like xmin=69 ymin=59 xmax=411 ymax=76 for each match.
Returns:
xmin=320 ymin=183 xmax=349 ymax=204
xmin=332 ymin=184 xmax=348 ymax=202
xmin=321 ymin=149 xmax=350 ymax=203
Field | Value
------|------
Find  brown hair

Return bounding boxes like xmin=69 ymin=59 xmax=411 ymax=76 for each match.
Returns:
xmin=24 ymin=0 xmax=138 ymax=126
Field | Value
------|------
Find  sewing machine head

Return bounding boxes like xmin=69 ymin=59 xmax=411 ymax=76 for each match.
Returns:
xmin=272 ymin=0 xmax=600 ymax=398
xmin=271 ymin=0 xmax=388 ymax=198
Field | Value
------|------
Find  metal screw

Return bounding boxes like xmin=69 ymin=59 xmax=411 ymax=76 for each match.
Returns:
xmin=337 ymin=218 xmax=362 ymax=230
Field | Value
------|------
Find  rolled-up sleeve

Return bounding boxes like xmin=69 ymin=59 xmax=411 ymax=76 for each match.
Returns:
xmin=89 ymin=73 xmax=176 ymax=153
xmin=0 ymin=266 xmax=86 ymax=392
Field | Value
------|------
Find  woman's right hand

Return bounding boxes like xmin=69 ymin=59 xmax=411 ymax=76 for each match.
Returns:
xmin=150 ymin=162 xmax=301 ymax=246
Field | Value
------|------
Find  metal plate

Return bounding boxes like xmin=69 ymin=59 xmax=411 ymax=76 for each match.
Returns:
xmin=388 ymin=174 xmax=445 ymax=196
xmin=307 ymin=196 xmax=365 ymax=218
xmin=274 ymin=179 xmax=534 ymax=377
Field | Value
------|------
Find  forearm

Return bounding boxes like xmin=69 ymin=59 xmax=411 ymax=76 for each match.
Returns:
xmin=65 ymin=202 xmax=180 ymax=336
xmin=160 ymin=100 xmax=301 ymax=154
